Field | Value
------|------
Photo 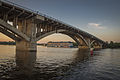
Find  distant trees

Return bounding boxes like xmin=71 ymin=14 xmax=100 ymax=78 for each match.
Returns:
xmin=0 ymin=41 xmax=15 ymax=45
xmin=73 ymin=42 xmax=78 ymax=47
xmin=0 ymin=41 xmax=120 ymax=49
xmin=107 ymin=41 xmax=120 ymax=48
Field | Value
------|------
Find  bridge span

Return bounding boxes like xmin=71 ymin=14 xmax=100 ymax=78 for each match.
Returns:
xmin=0 ymin=0 xmax=106 ymax=51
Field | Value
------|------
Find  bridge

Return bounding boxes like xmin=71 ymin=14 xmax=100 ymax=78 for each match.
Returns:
xmin=0 ymin=0 xmax=106 ymax=51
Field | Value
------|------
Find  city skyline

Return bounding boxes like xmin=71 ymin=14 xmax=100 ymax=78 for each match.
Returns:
xmin=0 ymin=0 xmax=120 ymax=43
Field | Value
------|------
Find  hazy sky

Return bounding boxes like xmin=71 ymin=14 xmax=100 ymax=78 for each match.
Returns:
xmin=0 ymin=0 xmax=120 ymax=43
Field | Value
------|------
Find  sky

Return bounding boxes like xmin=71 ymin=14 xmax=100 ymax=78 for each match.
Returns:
xmin=0 ymin=0 xmax=120 ymax=43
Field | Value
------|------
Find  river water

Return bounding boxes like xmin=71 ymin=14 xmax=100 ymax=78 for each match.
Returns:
xmin=0 ymin=45 xmax=120 ymax=80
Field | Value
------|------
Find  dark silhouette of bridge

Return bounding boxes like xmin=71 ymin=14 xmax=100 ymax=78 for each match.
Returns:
xmin=0 ymin=0 xmax=105 ymax=51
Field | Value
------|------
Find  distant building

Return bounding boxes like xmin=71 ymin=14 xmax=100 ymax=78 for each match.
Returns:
xmin=47 ymin=41 xmax=74 ymax=48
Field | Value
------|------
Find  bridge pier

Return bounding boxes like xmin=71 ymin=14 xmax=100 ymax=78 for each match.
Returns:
xmin=16 ymin=19 xmax=37 ymax=51
xmin=77 ymin=37 xmax=103 ymax=51
xmin=78 ymin=46 xmax=89 ymax=51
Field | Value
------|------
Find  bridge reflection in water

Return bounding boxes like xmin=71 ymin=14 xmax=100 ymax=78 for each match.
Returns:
xmin=14 ymin=49 xmax=90 ymax=79
xmin=15 ymin=50 xmax=36 ymax=77
xmin=0 ymin=46 xmax=120 ymax=80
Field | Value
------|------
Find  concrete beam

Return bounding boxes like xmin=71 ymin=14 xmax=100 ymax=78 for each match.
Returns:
xmin=0 ymin=19 xmax=30 ymax=41
xmin=0 ymin=26 xmax=21 ymax=41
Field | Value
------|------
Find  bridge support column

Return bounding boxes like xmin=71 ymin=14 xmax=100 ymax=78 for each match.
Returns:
xmin=78 ymin=46 xmax=89 ymax=51
xmin=93 ymin=43 xmax=103 ymax=50
xmin=100 ymin=44 xmax=103 ymax=49
xmin=16 ymin=19 xmax=37 ymax=51
xmin=77 ymin=37 xmax=89 ymax=50
xmin=16 ymin=40 xmax=36 ymax=51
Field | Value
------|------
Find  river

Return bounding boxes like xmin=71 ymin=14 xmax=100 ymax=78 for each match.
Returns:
xmin=0 ymin=45 xmax=120 ymax=80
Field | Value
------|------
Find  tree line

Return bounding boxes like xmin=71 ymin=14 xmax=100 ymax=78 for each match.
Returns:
xmin=104 ymin=41 xmax=120 ymax=48
xmin=0 ymin=41 xmax=120 ymax=49
xmin=0 ymin=41 xmax=15 ymax=45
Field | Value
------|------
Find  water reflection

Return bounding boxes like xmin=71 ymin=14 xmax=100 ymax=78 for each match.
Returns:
xmin=34 ymin=48 xmax=90 ymax=80
xmin=73 ymin=49 xmax=90 ymax=62
xmin=15 ymin=50 xmax=36 ymax=77
xmin=55 ymin=49 xmax=90 ymax=79
xmin=64 ymin=49 xmax=90 ymax=68
xmin=1 ymin=45 xmax=120 ymax=80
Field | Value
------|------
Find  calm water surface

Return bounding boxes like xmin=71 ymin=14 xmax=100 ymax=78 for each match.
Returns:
xmin=0 ymin=45 xmax=120 ymax=80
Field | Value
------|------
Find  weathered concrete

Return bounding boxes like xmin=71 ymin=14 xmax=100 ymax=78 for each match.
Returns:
xmin=16 ymin=19 xmax=37 ymax=51
xmin=78 ymin=46 xmax=89 ymax=50
xmin=16 ymin=40 xmax=36 ymax=51
xmin=0 ymin=19 xmax=30 ymax=41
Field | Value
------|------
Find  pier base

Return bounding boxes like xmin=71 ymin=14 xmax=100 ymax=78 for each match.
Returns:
xmin=78 ymin=46 xmax=89 ymax=51
xmin=16 ymin=40 xmax=37 ymax=52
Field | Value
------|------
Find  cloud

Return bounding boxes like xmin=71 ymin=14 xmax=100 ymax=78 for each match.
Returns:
xmin=88 ymin=23 xmax=105 ymax=29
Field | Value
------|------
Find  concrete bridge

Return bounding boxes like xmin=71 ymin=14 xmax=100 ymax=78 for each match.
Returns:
xmin=0 ymin=0 xmax=106 ymax=51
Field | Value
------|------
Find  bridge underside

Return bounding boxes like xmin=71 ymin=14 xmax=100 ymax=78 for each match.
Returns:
xmin=0 ymin=1 xmax=105 ymax=51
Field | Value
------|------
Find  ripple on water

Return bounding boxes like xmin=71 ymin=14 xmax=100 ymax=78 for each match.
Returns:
xmin=0 ymin=46 xmax=120 ymax=80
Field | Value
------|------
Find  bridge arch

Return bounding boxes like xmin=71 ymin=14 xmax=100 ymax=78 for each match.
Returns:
xmin=90 ymin=40 xmax=103 ymax=49
xmin=36 ymin=29 xmax=89 ymax=47
xmin=0 ymin=26 xmax=20 ymax=41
